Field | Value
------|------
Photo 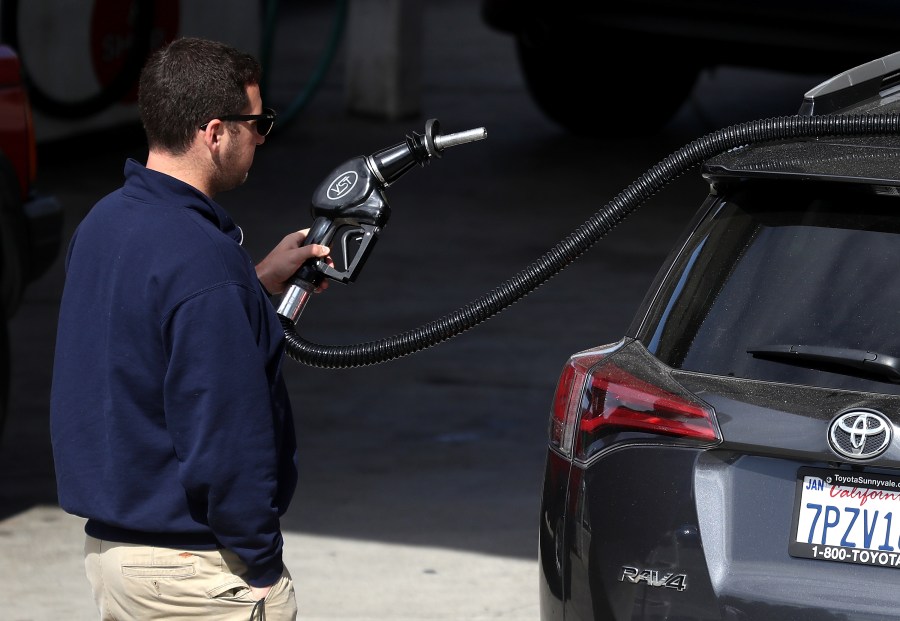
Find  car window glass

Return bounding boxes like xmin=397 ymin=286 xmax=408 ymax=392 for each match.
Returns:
xmin=645 ymin=181 xmax=900 ymax=394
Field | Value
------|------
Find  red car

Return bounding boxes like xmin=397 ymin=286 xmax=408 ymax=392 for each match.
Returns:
xmin=0 ymin=43 xmax=62 ymax=437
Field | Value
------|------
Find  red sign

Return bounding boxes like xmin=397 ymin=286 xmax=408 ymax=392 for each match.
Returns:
xmin=90 ymin=0 xmax=180 ymax=103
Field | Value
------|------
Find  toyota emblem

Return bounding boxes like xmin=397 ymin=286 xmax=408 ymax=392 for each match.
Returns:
xmin=828 ymin=409 xmax=893 ymax=461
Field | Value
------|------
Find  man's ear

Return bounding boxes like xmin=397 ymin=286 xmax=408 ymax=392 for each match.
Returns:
xmin=201 ymin=120 xmax=224 ymax=152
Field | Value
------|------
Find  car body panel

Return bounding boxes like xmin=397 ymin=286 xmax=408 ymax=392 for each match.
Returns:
xmin=547 ymin=344 xmax=900 ymax=618
xmin=481 ymin=1 xmax=900 ymax=135
xmin=482 ymin=0 xmax=900 ymax=72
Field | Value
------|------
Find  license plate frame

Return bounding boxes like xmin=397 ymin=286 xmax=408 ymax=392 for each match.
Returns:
xmin=790 ymin=467 xmax=900 ymax=568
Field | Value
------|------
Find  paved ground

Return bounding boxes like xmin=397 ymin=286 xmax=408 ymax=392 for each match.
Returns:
xmin=0 ymin=2 xmax=826 ymax=620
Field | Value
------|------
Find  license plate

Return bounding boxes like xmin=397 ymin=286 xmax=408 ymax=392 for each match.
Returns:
xmin=790 ymin=467 xmax=900 ymax=568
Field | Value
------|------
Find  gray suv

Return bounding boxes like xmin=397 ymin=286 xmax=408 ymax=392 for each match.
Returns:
xmin=541 ymin=51 xmax=900 ymax=619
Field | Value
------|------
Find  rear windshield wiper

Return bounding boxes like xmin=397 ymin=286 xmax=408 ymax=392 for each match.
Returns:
xmin=746 ymin=344 xmax=900 ymax=383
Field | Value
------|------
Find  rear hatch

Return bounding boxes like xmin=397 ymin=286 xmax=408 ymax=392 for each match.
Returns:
xmin=630 ymin=171 xmax=900 ymax=614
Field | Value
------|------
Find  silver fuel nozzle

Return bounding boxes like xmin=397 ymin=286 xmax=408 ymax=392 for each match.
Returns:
xmin=424 ymin=120 xmax=487 ymax=159
xmin=434 ymin=127 xmax=487 ymax=152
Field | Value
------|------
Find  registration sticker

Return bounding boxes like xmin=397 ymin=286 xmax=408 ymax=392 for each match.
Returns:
xmin=790 ymin=468 xmax=900 ymax=568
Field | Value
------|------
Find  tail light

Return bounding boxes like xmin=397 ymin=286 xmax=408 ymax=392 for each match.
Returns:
xmin=550 ymin=342 xmax=720 ymax=462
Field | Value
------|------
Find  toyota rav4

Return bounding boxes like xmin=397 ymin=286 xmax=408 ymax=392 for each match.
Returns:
xmin=541 ymin=50 xmax=900 ymax=620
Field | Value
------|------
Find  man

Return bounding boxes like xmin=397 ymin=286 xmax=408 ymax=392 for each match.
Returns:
xmin=49 ymin=37 xmax=328 ymax=620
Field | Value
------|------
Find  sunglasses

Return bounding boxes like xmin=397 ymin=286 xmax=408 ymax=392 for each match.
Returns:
xmin=199 ymin=107 xmax=276 ymax=136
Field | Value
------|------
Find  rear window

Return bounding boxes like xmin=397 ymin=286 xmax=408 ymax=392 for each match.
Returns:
xmin=643 ymin=179 xmax=900 ymax=394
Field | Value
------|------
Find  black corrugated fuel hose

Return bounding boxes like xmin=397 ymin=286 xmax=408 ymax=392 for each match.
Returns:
xmin=283 ymin=113 xmax=900 ymax=368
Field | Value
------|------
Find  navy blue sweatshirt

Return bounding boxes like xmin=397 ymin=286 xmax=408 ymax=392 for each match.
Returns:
xmin=50 ymin=159 xmax=297 ymax=587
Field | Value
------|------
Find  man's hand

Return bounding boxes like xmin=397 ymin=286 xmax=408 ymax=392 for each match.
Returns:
xmin=249 ymin=584 xmax=273 ymax=601
xmin=256 ymin=228 xmax=331 ymax=296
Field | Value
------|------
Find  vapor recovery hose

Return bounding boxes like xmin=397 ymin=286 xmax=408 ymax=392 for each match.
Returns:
xmin=283 ymin=113 xmax=900 ymax=368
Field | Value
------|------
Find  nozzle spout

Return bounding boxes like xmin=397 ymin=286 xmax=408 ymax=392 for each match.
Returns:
xmin=368 ymin=119 xmax=488 ymax=186
xmin=434 ymin=127 xmax=487 ymax=152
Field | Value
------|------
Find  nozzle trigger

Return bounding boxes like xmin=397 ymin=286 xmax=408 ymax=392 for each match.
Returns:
xmin=319 ymin=224 xmax=379 ymax=284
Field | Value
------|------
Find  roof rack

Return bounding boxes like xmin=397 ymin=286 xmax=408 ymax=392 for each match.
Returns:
xmin=799 ymin=50 xmax=900 ymax=116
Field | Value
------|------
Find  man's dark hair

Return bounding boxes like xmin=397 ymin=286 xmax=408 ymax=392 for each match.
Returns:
xmin=138 ymin=37 xmax=262 ymax=154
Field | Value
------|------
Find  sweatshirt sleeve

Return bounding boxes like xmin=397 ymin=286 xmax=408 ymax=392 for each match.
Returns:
xmin=161 ymin=281 xmax=288 ymax=586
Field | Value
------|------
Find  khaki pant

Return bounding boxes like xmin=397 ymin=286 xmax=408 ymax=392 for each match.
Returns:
xmin=84 ymin=535 xmax=297 ymax=620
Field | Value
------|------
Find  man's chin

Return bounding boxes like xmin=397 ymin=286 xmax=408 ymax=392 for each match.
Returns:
xmin=220 ymin=172 xmax=250 ymax=194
